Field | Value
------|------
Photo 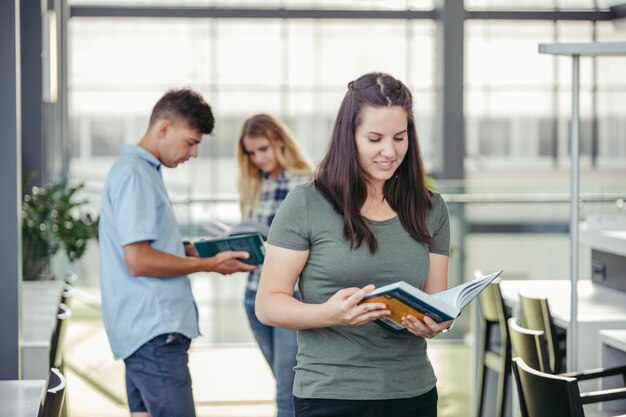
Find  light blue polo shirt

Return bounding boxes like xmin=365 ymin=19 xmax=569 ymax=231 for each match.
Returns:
xmin=99 ymin=144 xmax=200 ymax=360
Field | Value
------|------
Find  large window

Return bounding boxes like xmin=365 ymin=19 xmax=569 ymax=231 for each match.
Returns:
xmin=68 ymin=16 xmax=435 ymax=204
xmin=466 ymin=19 xmax=626 ymax=169
xmin=465 ymin=0 xmax=611 ymax=10
xmin=67 ymin=3 xmax=626 ymax=203
xmin=68 ymin=0 xmax=435 ymax=9
xmin=63 ymin=0 xmax=626 ymax=346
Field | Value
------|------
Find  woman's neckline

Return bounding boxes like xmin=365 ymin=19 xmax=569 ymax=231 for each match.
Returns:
xmin=363 ymin=215 xmax=399 ymax=225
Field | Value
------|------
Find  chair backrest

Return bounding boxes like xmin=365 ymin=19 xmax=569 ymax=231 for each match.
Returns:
xmin=37 ymin=368 xmax=67 ymax=417
xmin=511 ymin=357 xmax=584 ymax=417
xmin=479 ymin=281 xmax=511 ymax=358
xmin=507 ymin=317 xmax=551 ymax=373
xmin=49 ymin=302 xmax=71 ymax=369
xmin=479 ymin=283 xmax=499 ymax=323
xmin=477 ymin=280 xmax=512 ymax=417
xmin=479 ymin=283 xmax=509 ymax=327
xmin=59 ymin=282 xmax=73 ymax=308
xmin=64 ymin=270 xmax=78 ymax=285
xmin=518 ymin=294 xmax=562 ymax=373
xmin=479 ymin=283 xmax=511 ymax=346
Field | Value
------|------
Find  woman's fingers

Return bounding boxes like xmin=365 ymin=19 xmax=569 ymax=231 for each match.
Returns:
xmin=348 ymin=284 xmax=390 ymax=324
xmin=352 ymin=302 xmax=390 ymax=325
xmin=332 ymin=284 xmax=389 ymax=326
xmin=344 ymin=284 xmax=375 ymax=307
xmin=402 ymin=314 xmax=448 ymax=338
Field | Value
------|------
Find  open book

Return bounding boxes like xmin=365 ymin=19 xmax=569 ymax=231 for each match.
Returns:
xmin=362 ymin=270 xmax=503 ymax=333
xmin=194 ymin=233 xmax=265 ymax=266
xmin=203 ymin=219 xmax=270 ymax=241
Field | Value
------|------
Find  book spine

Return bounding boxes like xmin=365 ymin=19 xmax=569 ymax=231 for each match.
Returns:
xmin=388 ymin=290 xmax=455 ymax=323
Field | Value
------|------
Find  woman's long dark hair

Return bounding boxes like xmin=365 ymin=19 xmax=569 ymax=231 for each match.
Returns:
xmin=315 ymin=72 xmax=433 ymax=254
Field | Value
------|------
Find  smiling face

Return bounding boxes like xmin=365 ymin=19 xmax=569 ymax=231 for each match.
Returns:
xmin=354 ymin=105 xmax=409 ymax=194
xmin=242 ymin=135 xmax=283 ymax=178
xmin=157 ymin=120 xmax=203 ymax=168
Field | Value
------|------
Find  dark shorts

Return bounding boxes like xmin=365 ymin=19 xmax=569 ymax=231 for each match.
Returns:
xmin=294 ymin=387 xmax=438 ymax=417
xmin=124 ymin=333 xmax=195 ymax=417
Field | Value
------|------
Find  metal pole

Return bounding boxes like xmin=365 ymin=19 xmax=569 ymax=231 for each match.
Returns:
xmin=568 ymin=54 xmax=580 ymax=372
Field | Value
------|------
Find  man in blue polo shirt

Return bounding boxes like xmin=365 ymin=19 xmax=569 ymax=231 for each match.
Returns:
xmin=99 ymin=88 xmax=257 ymax=417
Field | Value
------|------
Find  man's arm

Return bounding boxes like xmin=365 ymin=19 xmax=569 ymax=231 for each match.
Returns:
xmin=123 ymin=241 xmax=257 ymax=277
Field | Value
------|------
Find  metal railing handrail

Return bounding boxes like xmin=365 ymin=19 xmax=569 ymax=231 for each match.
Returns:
xmin=440 ymin=192 xmax=626 ymax=204
xmin=165 ymin=192 xmax=625 ymax=206
xmin=77 ymin=180 xmax=625 ymax=207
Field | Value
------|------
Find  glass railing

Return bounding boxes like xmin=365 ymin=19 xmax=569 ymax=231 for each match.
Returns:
xmin=64 ymin=178 xmax=626 ymax=343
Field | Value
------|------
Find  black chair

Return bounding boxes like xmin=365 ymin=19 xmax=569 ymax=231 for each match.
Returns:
xmin=508 ymin=317 xmax=626 ymax=416
xmin=507 ymin=317 xmax=551 ymax=374
xmin=59 ymin=283 xmax=73 ymax=309
xmin=37 ymin=368 xmax=67 ymax=417
xmin=476 ymin=282 xmax=511 ymax=417
xmin=49 ymin=302 xmax=71 ymax=371
xmin=511 ymin=357 xmax=626 ymax=417
xmin=518 ymin=294 xmax=566 ymax=374
xmin=64 ymin=270 xmax=78 ymax=286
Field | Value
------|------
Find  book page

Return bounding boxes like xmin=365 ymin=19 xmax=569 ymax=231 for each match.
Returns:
xmin=430 ymin=270 xmax=502 ymax=312
xmin=230 ymin=220 xmax=269 ymax=240
xmin=202 ymin=219 xmax=232 ymax=237
xmin=430 ymin=281 xmax=471 ymax=310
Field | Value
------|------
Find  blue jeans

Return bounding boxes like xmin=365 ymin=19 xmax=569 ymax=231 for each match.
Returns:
xmin=124 ymin=333 xmax=195 ymax=417
xmin=245 ymin=289 xmax=299 ymax=417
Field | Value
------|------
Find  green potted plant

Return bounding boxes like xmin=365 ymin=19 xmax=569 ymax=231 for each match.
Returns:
xmin=21 ymin=178 xmax=99 ymax=280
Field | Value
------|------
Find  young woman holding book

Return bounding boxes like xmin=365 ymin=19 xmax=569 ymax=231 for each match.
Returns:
xmin=255 ymin=72 xmax=453 ymax=417
xmin=236 ymin=113 xmax=314 ymax=417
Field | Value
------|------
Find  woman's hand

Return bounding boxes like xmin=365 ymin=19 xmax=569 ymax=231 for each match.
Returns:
xmin=323 ymin=284 xmax=390 ymax=327
xmin=401 ymin=315 xmax=454 ymax=339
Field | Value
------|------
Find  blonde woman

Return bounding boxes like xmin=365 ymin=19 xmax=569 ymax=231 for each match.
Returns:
xmin=236 ymin=114 xmax=313 ymax=417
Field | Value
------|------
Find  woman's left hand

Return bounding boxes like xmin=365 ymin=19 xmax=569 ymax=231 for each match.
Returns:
xmin=401 ymin=315 xmax=453 ymax=339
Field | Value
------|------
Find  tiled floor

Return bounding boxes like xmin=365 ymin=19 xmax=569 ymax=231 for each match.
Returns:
xmin=64 ymin=274 xmax=472 ymax=417
xmin=65 ymin=338 xmax=278 ymax=417
xmin=65 ymin=328 xmax=472 ymax=417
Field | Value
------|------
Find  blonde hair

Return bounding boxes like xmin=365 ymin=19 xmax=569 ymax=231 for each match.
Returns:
xmin=236 ymin=114 xmax=314 ymax=218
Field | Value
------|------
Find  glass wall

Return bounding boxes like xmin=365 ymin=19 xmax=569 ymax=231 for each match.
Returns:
xmin=64 ymin=2 xmax=626 ymax=343
xmin=68 ymin=0 xmax=435 ymax=9
xmin=465 ymin=0 xmax=612 ymax=10
xmin=68 ymin=16 xmax=436 ymax=209
xmin=466 ymin=20 xmax=626 ymax=170
xmin=68 ymin=5 xmax=626 ymax=198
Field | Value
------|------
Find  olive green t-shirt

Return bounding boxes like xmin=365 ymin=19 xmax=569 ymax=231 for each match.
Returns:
xmin=267 ymin=181 xmax=450 ymax=400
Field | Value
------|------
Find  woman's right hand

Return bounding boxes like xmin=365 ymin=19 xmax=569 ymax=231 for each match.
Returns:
xmin=323 ymin=284 xmax=390 ymax=327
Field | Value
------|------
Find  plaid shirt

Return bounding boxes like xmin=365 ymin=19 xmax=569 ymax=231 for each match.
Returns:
xmin=246 ymin=170 xmax=310 ymax=291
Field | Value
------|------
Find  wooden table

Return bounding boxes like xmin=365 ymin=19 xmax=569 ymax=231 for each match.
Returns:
xmin=0 ymin=379 xmax=45 ymax=417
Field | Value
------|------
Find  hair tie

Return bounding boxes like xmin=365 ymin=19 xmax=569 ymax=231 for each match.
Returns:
xmin=347 ymin=81 xmax=356 ymax=90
